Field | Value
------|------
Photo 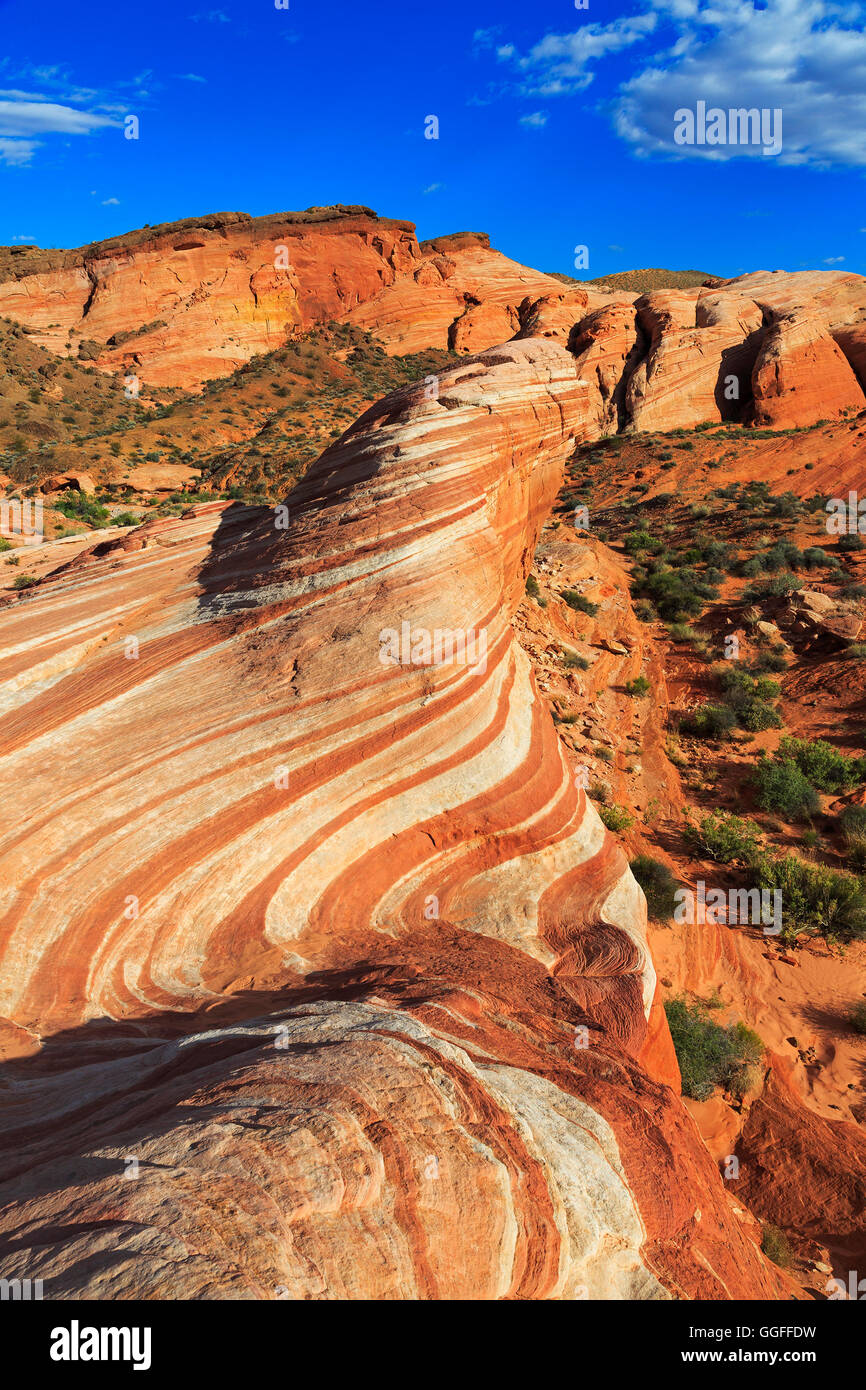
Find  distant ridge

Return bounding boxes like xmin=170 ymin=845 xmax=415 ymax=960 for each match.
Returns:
xmin=547 ymin=267 xmax=722 ymax=293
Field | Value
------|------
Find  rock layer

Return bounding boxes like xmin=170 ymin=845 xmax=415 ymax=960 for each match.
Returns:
xmin=0 ymin=339 xmax=787 ymax=1299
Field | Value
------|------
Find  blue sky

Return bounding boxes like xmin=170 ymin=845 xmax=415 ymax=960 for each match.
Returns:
xmin=0 ymin=0 xmax=863 ymax=279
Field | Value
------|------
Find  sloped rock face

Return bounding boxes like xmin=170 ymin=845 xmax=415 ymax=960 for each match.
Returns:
xmin=532 ymin=270 xmax=866 ymax=434
xmin=751 ymin=312 xmax=865 ymax=429
xmin=0 ymin=209 xmax=421 ymax=389
xmin=736 ymin=1060 xmax=866 ymax=1276
xmin=0 ymin=215 xmax=600 ymax=390
xmin=0 ymin=340 xmax=787 ymax=1299
xmin=343 ymin=235 xmax=594 ymax=357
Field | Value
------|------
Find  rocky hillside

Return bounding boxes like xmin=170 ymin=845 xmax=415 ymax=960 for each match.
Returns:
xmin=0 ymin=210 xmax=611 ymax=390
xmin=1 ymin=219 xmax=865 ymax=1301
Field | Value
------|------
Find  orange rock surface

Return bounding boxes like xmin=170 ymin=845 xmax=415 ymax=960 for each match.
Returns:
xmin=0 ymin=339 xmax=790 ymax=1300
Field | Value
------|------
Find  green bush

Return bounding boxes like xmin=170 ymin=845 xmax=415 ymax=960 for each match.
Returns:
xmin=664 ymin=996 xmax=764 ymax=1101
xmin=598 ymin=803 xmax=634 ymax=833
xmin=633 ymin=565 xmax=717 ymax=621
xmin=11 ymin=574 xmax=37 ymax=590
xmin=756 ymin=854 xmax=866 ymax=942
xmin=752 ymin=757 xmax=820 ymax=820
xmin=625 ymin=675 xmax=651 ymax=697
xmin=684 ymin=812 xmax=764 ymax=867
xmin=630 ymin=855 xmax=679 ymax=921
xmin=680 ymin=703 xmax=737 ymax=740
xmin=561 ymin=649 xmax=590 ymax=670
xmin=561 ymin=590 xmax=599 ymax=616
xmin=776 ymin=736 xmax=866 ymax=793
xmin=750 ymin=650 xmax=788 ymax=673
xmin=761 ymin=1224 xmax=793 ymax=1268
xmin=54 ymin=490 xmax=110 ymax=527
xmin=744 ymin=572 xmax=803 ymax=599
xmin=739 ymin=699 xmax=783 ymax=732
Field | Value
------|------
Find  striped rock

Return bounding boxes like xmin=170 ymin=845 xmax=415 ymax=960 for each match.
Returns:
xmin=0 ymin=339 xmax=789 ymax=1299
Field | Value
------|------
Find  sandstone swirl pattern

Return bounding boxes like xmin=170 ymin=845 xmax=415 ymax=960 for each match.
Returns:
xmin=0 ymin=340 xmax=787 ymax=1299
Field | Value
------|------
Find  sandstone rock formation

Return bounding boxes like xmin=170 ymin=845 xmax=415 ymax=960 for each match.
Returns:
xmin=2 ymin=211 xmax=863 ymax=440
xmin=532 ymin=270 xmax=866 ymax=434
xmin=0 ymin=214 xmax=608 ymax=390
xmin=0 ymin=340 xmax=789 ymax=1300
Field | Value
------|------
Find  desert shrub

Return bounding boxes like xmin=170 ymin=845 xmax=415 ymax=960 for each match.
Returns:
xmin=776 ymin=736 xmax=866 ymax=793
xmin=525 ymin=574 xmax=541 ymax=599
xmin=598 ymin=803 xmax=634 ymax=833
xmin=685 ymin=812 xmax=764 ymax=867
xmin=625 ymin=675 xmax=651 ymax=697
xmin=744 ymin=571 xmax=803 ymax=599
xmin=714 ymin=666 xmax=781 ymax=730
xmin=761 ymin=1225 xmax=793 ymax=1269
xmin=750 ymin=649 xmax=788 ymax=673
xmin=562 ymin=590 xmax=598 ymax=616
xmin=850 ymin=1001 xmax=866 ymax=1034
xmin=664 ymin=997 xmax=764 ymax=1101
xmin=561 ymin=649 xmax=590 ymax=670
xmin=802 ymin=546 xmax=834 ymax=569
xmin=54 ymin=490 xmax=110 ymax=527
xmin=634 ymin=565 xmax=717 ymax=621
xmin=739 ymin=699 xmax=783 ymax=732
xmin=752 ymin=757 xmax=820 ymax=820
xmin=679 ymin=703 xmax=737 ymax=740
xmin=756 ymin=854 xmax=866 ymax=942
xmin=630 ymin=855 xmax=679 ymax=921
xmin=624 ymin=529 xmax=662 ymax=555
xmin=838 ymin=533 xmax=864 ymax=551
xmin=11 ymin=574 xmax=37 ymax=589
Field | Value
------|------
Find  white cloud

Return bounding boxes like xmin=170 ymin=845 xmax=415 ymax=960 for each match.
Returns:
xmin=824 ymin=255 xmax=845 ymax=263
xmin=0 ymin=137 xmax=40 ymax=165
xmin=422 ymin=182 xmax=443 ymax=194
xmin=0 ymin=99 xmax=118 ymax=138
xmin=179 ymin=73 xmax=207 ymax=83
xmin=507 ymin=15 xmax=658 ymax=95
xmin=520 ymin=110 xmax=548 ymax=127
xmin=0 ymin=88 xmax=120 ymax=165
xmin=102 ymin=197 xmax=120 ymax=205
xmin=614 ymin=0 xmax=866 ymax=166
